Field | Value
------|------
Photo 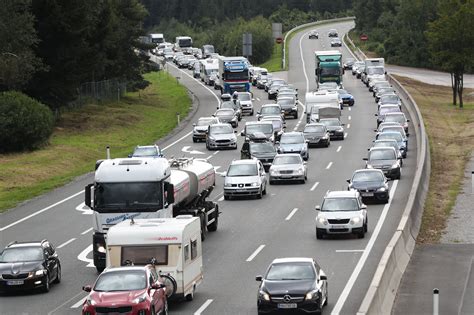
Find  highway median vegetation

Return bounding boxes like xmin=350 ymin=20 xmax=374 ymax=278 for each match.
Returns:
xmin=0 ymin=71 xmax=191 ymax=212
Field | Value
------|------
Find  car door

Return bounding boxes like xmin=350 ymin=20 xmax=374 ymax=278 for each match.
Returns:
xmin=149 ymin=270 xmax=162 ymax=312
xmin=43 ymin=244 xmax=56 ymax=280
xmin=313 ymin=261 xmax=327 ymax=302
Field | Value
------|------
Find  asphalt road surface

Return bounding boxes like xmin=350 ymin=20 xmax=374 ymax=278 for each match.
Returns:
xmin=0 ymin=21 xmax=419 ymax=315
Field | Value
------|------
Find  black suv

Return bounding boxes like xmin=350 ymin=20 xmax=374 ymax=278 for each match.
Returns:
xmin=0 ymin=240 xmax=61 ymax=293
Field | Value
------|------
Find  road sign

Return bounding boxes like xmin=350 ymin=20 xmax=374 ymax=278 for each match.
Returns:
xmin=276 ymin=37 xmax=283 ymax=44
xmin=272 ymin=23 xmax=283 ymax=39
xmin=360 ymin=34 xmax=368 ymax=41
xmin=243 ymin=33 xmax=252 ymax=57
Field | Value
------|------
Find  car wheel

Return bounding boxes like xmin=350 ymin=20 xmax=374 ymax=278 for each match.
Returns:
xmin=294 ymin=112 xmax=298 ymax=119
xmin=324 ymin=288 xmax=328 ymax=306
xmin=192 ymin=138 xmax=197 ymax=143
xmin=224 ymin=194 xmax=230 ymax=200
xmin=358 ymin=230 xmax=365 ymax=239
xmin=250 ymin=110 xmax=254 ymax=116
xmin=238 ymin=116 xmax=242 ymax=121
xmin=206 ymin=143 xmax=210 ymax=150
xmin=53 ymin=265 xmax=61 ymax=284
xmin=185 ymin=285 xmax=195 ymax=301
xmin=316 ymin=229 xmax=324 ymax=240
xmin=364 ymin=220 xmax=368 ymax=233
xmin=262 ymin=184 xmax=267 ymax=195
xmin=269 ymin=180 xmax=274 ymax=185
xmin=256 ymin=188 xmax=263 ymax=199
xmin=42 ymin=274 xmax=50 ymax=293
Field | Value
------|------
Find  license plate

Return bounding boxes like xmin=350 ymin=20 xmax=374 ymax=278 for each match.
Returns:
xmin=278 ymin=303 xmax=297 ymax=309
xmin=362 ymin=192 xmax=374 ymax=197
xmin=332 ymin=225 xmax=346 ymax=229
xmin=7 ymin=280 xmax=24 ymax=286
xmin=235 ymin=189 xmax=246 ymax=192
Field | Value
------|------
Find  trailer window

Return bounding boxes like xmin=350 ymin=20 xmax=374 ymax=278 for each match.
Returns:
xmin=121 ymin=246 xmax=168 ymax=265
xmin=191 ymin=239 xmax=198 ymax=260
xmin=184 ymin=244 xmax=190 ymax=262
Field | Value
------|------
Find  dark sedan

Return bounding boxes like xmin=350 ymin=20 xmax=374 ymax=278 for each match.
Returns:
xmin=256 ymin=257 xmax=328 ymax=314
xmin=347 ymin=169 xmax=390 ymax=203
xmin=0 ymin=240 xmax=61 ymax=293
xmin=319 ymin=118 xmax=345 ymax=140
xmin=303 ymin=123 xmax=330 ymax=147
xmin=364 ymin=147 xmax=401 ymax=180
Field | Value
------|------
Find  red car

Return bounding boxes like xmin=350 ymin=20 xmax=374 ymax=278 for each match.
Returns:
xmin=82 ymin=265 xmax=167 ymax=315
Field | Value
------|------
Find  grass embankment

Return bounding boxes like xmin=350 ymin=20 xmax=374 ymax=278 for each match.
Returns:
xmin=393 ymin=76 xmax=474 ymax=243
xmin=347 ymin=29 xmax=377 ymax=58
xmin=0 ymin=71 xmax=191 ymax=212
xmin=258 ymin=42 xmax=283 ymax=72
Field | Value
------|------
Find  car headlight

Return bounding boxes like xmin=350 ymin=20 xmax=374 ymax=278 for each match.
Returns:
xmin=366 ymin=164 xmax=373 ymax=169
xmin=251 ymin=182 xmax=259 ymax=187
xmin=297 ymin=167 xmax=304 ymax=175
xmin=270 ymin=170 xmax=278 ymax=175
xmin=208 ymin=137 xmax=216 ymax=142
xmin=317 ymin=216 xmax=328 ymax=225
xmin=224 ymin=182 xmax=232 ymax=187
xmin=350 ymin=216 xmax=362 ymax=225
xmin=34 ymin=269 xmax=45 ymax=276
xmin=86 ymin=296 xmax=96 ymax=306
xmin=305 ymin=290 xmax=320 ymax=300
xmin=259 ymin=290 xmax=270 ymax=301
xmin=132 ymin=293 xmax=147 ymax=304
xmin=377 ymin=187 xmax=387 ymax=192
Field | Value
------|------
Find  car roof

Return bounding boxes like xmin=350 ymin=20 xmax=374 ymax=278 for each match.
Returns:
xmin=231 ymin=159 xmax=259 ymax=165
xmin=369 ymin=146 xmax=396 ymax=152
xmin=353 ymin=168 xmax=384 ymax=175
xmin=305 ymin=123 xmax=325 ymax=127
xmin=275 ymin=153 xmax=301 ymax=158
xmin=271 ymin=257 xmax=314 ymax=264
xmin=325 ymin=190 xmax=359 ymax=198
xmin=198 ymin=116 xmax=216 ymax=121
xmin=246 ymin=121 xmax=273 ymax=126
xmin=281 ymin=131 xmax=303 ymax=136
xmin=384 ymin=112 xmax=406 ymax=117
xmin=103 ymin=266 xmax=150 ymax=273
xmin=7 ymin=241 xmax=46 ymax=248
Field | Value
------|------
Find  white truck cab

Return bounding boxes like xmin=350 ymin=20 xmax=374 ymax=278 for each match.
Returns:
xmin=106 ymin=216 xmax=203 ymax=301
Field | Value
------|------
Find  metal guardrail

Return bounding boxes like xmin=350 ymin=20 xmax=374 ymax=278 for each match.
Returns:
xmin=282 ymin=16 xmax=355 ymax=69
xmin=343 ymin=27 xmax=431 ymax=315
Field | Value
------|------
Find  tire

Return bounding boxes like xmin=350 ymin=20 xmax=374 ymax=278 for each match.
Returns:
xmin=364 ymin=221 xmax=368 ymax=233
xmin=250 ymin=110 xmax=254 ymax=116
xmin=224 ymin=194 xmax=230 ymax=200
xmin=192 ymin=138 xmax=197 ymax=143
xmin=199 ymin=212 xmax=208 ymax=241
xmin=53 ymin=265 xmax=61 ymax=284
xmin=269 ymin=180 xmax=274 ymax=185
xmin=262 ymin=184 xmax=267 ymax=195
xmin=42 ymin=274 xmax=50 ymax=293
xmin=358 ymin=230 xmax=365 ymax=239
xmin=256 ymin=188 xmax=263 ymax=199
xmin=185 ymin=285 xmax=195 ymax=301
xmin=316 ymin=229 xmax=324 ymax=240
xmin=206 ymin=143 xmax=210 ymax=150
xmin=161 ymin=275 xmax=177 ymax=299
xmin=294 ymin=112 xmax=298 ymax=119
xmin=96 ymin=265 xmax=105 ymax=273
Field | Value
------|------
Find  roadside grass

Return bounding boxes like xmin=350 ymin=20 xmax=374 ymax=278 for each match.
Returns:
xmin=347 ymin=29 xmax=377 ymax=58
xmin=393 ymin=76 xmax=474 ymax=243
xmin=258 ymin=42 xmax=283 ymax=72
xmin=0 ymin=71 xmax=191 ymax=212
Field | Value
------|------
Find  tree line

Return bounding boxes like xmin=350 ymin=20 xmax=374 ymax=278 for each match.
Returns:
xmin=353 ymin=0 xmax=474 ymax=107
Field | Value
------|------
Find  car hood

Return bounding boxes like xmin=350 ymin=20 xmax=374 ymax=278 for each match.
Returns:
xmin=279 ymin=143 xmax=305 ymax=152
xmin=0 ymin=261 xmax=44 ymax=274
xmin=252 ymin=152 xmax=276 ymax=159
xmin=210 ymin=133 xmax=236 ymax=141
xmin=339 ymin=93 xmax=353 ymax=98
xmin=194 ymin=126 xmax=208 ymax=132
xmin=90 ymin=289 xmax=147 ymax=304
xmin=225 ymin=175 xmax=260 ymax=185
xmin=368 ymin=159 xmax=397 ymax=168
xmin=240 ymin=100 xmax=252 ymax=106
xmin=318 ymin=210 xmax=362 ymax=220
xmin=325 ymin=126 xmax=343 ymax=132
xmin=216 ymin=115 xmax=235 ymax=121
xmin=270 ymin=164 xmax=302 ymax=172
xmin=263 ymin=279 xmax=315 ymax=296
xmin=351 ymin=181 xmax=384 ymax=190
xmin=279 ymin=103 xmax=295 ymax=109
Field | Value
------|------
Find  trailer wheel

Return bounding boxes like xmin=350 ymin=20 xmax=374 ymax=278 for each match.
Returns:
xmin=160 ymin=274 xmax=177 ymax=298
xmin=207 ymin=204 xmax=218 ymax=232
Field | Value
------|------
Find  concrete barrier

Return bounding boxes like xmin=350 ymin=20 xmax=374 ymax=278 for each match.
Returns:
xmin=342 ymin=29 xmax=431 ymax=315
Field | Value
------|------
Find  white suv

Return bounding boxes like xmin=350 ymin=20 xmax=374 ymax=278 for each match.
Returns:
xmin=315 ymin=190 xmax=367 ymax=239
xmin=224 ymin=159 xmax=267 ymax=200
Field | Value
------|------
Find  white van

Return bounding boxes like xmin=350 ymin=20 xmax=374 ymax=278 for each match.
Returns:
xmin=106 ymin=216 xmax=203 ymax=301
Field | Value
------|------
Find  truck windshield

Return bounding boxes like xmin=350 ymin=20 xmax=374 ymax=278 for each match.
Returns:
xmin=94 ymin=182 xmax=163 ymax=212
xmin=205 ymin=69 xmax=218 ymax=75
xmin=368 ymin=67 xmax=385 ymax=75
xmin=224 ymin=70 xmax=249 ymax=81
xmin=178 ymin=39 xmax=192 ymax=47
xmin=320 ymin=67 xmax=341 ymax=76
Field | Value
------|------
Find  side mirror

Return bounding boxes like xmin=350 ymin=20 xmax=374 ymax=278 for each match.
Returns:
xmin=82 ymin=285 xmax=92 ymax=292
xmin=320 ymin=275 xmax=327 ymax=281
xmin=151 ymin=283 xmax=166 ymax=290
xmin=164 ymin=182 xmax=175 ymax=205
xmin=363 ymin=158 xmax=368 ymax=161
xmin=128 ymin=154 xmax=133 ymax=158
xmin=346 ymin=179 xmax=351 ymax=183
xmin=406 ymin=119 xmax=410 ymax=122
xmin=275 ymin=141 xmax=280 ymax=145
xmin=220 ymin=171 xmax=227 ymax=177
xmin=234 ymin=130 xmax=237 ymax=133
xmin=212 ymin=114 xmax=215 ymax=117
xmin=256 ymin=275 xmax=263 ymax=281
xmin=257 ymin=111 xmax=260 ymax=114
xmin=240 ymin=131 xmax=245 ymax=136
xmin=315 ymin=205 xmax=321 ymax=211
xmin=361 ymin=204 xmax=367 ymax=209
xmin=84 ymin=184 xmax=93 ymax=208
xmin=374 ymin=114 xmax=378 ymax=116
xmin=303 ymin=161 xmax=308 ymax=165
xmin=217 ymin=106 xmax=219 ymax=109
xmin=341 ymin=123 xmax=345 ymax=126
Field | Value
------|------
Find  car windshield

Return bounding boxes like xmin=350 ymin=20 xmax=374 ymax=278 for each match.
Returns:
xmin=246 ymin=124 xmax=273 ymax=134
xmin=281 ymin=135 xmax=304 ymax=144
xmin=227 ymin=164 xmax=258 ymax=176
xmin=375 ymin=82 xmax=390 ymax=88
xmin=384 ymin=115 xmax=405 ymax=124
xmin=378 ymin=132 xmax=403 ymax=142
xmin=272 ymin=80 xmax=286 ymax=86
xmin=264 ymin=120 xmax=282 ymax=130
xmin=353 ymin=171 xmax=384 ymax=182
xmin=304 ymin=125 xmax=325 ymax=133
xmin=132 ymin=147 xmax=159 ymax=157
xmin=381 ymin=127 xmax=404 ymax=135
xmin=321 ymin=67 xmax=341 ymax=76
xmin=94 ymin=270 xmax=147 ymax=292
xmin=250 ymin=143 xmax=275 ymax=153
xmin=261 ymin=107 xmax=280 ymax=115
xmin=221 ymin=101 xmax=236 ymax=109
xmin=197 ymin=118 xmax=214 ymax=126
xmin=368 ymin=67 xmax=385 ymax=75
xmin=320 ymin=119 xmax=340 ymax=127
xmin=369 ymin=150 xmax=396 ymax=160
xmin=322 ymin=198 xmax=359 ymax=211
xmin=278 ymin=99 xmax=293 ymax=106
xmin=237 ymin=93 xmax=251 ymax=101
xmin=273 ymin=155 xmax=301 ymax=165
xmin=0 ymin=247 xmax=43 ymax=262
xmin=379 ymin=106 xmax=400 ymax=115
xmin=215 ymin=109 xmax=234 ymax=116
xmin=266 ymin=262 xmax=315 ymax=280
xmin=209 ymin=125 xmax=232 ymax=134
xmin=374 ymin=141 xmax=398 ymax=150
xmin=381 ymin=95 xmax=399 ymax=103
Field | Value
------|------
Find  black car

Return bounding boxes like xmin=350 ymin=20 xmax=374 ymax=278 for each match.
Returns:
xmin=241 ymin=136 xmax=277 ymax=170
xmin=256 ymin=257 xmax=328 ymax=314
xmin=364 ymin=147 xmax=401 ymax=180
xmin=0 ymin=240 xmax=61 ymax=293
xmin=319 ymin=118 xmax=345 ymax=140
xmin=277 ymin=97 xmax=298 ymax=119
xmin=303 ymin=123 xmax=330 ymax=148
xmin=328 ymin=29 xmax=338 ymax=37
xmin=347 ymin=169 xmax=390 ymax=203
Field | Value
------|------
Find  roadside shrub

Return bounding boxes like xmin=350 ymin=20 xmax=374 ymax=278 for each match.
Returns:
xmin=0 ymin=91 xmax=54 ymax=152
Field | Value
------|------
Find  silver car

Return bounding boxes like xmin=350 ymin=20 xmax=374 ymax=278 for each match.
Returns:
xmin=192 ymin=116 xmax=219 ymax=142
xmin=224 ymin=159 xmax=267 ymax=200
xmin=234 ymin=92 xmax=254 ymax=116
xmin=213 ymin=108 xmax=238 ymax=128
xmin=206 ymin=123 xmax=237 ymax=150
xmin=269 ymin=154 xmax=307 ymax=184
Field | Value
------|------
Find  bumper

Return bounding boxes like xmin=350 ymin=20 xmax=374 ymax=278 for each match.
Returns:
xmin=377 ymin=167 xmax=401 ymax=179
xmin=307 ymin=138 xmax=330 ymax=147
xmin=258 ymin=298 xmax=322 ymax=314
xmin=358 ymin=190 xmax=389 ymax=201
xmin=207 ymin=141 xmax=237 ymax=149
xmin=328 ymin=131 xmax=344 ymax=140
xmin=193 ymin=132 xmax=207 ymax=140
xmin=341 ymin=98 xmax=354 ymax=106
xmin=317 ymin=226 xmax=364 ymax=235
xmin=270 ymin=174 xmax=305 ymax=182
xmin=82 ymin=302 xmax=152 ymax=315
xmin=282 ymin=109 xmax=298 ymax=117
xmin=224 ymin=187 xmax=260 ymax=196
xmin=0 ymin=275 xmax=47 ymax=292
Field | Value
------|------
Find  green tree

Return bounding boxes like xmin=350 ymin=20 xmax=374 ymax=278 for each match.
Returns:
xmin=426 ymin=0 xmax=474 ymax=107
xmin=0 ymin=0 xmax=43 ymax=91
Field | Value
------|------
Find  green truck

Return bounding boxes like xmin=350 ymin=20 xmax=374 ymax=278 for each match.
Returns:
xmin=314 ymin=50 xmax=343 ymax=87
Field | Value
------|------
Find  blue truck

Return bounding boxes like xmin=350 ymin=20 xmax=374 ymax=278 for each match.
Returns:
xmin=217 ymin=56 xmax=250 ymax=94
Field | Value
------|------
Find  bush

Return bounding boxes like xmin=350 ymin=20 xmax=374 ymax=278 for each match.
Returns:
xmin=0 ymin=91 xmax=54 ymax=152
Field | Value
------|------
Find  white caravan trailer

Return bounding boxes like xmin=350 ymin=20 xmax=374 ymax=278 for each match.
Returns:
xmin=106 ymin=216 xmax=203 ymax=301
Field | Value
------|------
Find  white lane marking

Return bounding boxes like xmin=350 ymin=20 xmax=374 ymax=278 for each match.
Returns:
xmin=211 ymin=191 xmax=224 ymax=202
xmin=326 ymin=162 xmax=333 ymax=169
xmin=335 ymin=249 xmax=364 ymax=253
xmin=71 ymin=296 xmax=87 ymax=308
xmin=336 ymin=146 xmax=342 ymax=152
xmin=57 ymin=238 xmax=76 ymax=249
xmin=293 ymin=126 xmax=298 ymax=131
xmin=194 ymin=299 xmax=214 ymax=315
xmin=299 ymin=31 xmax=311 ymax=92
xmin=344 ymin=132 xmax=348 ymax=138
xmin=310 ymin=182 xmax=320 ymax=191
xmin=213 ymin=150 xmax=220 ymax=155
xmin=205 ymin=155 xmax=213 ymax=160
xmin=218 ymin=196 xmax=224 ymax=202
xmin=77 ymin=245 xmax=95 ymax=268
xmin=0 ymin=190 xmax=84 ymax=232
xmin=161 ymin=131 xmax=193 ymax=151
xmin=285 ymin=208 xmax=299 ymax=221
xmin=182 ymin=146 xmax=205 ymax=155
xmin=75 ymin=202 xmax=93 ymax=215
xmin=331 ymin=180 xmax=399 ymax=314
xmin=347 ymin=123 xmax=351 ymax=129
xmin=81 ymin=227 xmax=93 ymax=235
xmin=348 ymin=115 xmax=352 ymax=120
xmin=256 ymin=97 xmax=261 ymax=101
xmin=47 ymin=291 xmax=86 ymax=315
xmin=348 ymin=107 xmax=352 ymax=111
xmin=246 ymin=244 xmax=265 ymax=262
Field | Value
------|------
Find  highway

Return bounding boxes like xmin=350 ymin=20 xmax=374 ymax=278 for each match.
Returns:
xmin=0 ymin=20 xmax=419 ymax=314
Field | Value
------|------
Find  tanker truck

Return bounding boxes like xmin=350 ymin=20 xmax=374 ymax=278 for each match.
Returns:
xmin=84 ymin=152 xmax=219 ymax=272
